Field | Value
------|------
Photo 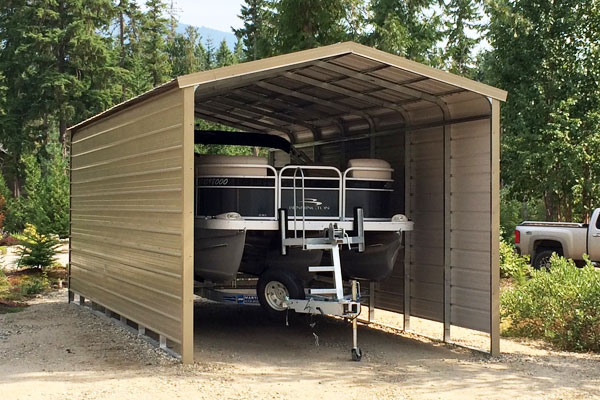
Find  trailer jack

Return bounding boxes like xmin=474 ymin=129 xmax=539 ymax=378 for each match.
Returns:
xmin=285 ymin=280 xmax=362 ymax=361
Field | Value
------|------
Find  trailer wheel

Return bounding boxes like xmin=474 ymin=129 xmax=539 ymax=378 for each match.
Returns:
xmin=257 ymin=269 xmax=305 ymax=319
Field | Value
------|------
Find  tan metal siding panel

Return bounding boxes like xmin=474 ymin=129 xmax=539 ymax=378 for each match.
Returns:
xmin=450 ymin=305 xmax=490 ymax=333
xmin=70 ymin=88 xmax=187 ymax=344
xmin=374 ymin=253 xmax=405 ymax=312
xmin=449 ymin=118 xmax=493 ymax=333
xmin=407 ymin=127 xmax=444 ymax=322
xmin=372 ymin=132 xmax=406 ymax=312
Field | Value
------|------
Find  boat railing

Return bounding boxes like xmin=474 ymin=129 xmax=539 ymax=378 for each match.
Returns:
xmin=278 ymin=165 xmax=344 ymax=222
xmin=195 ymin=162 xmax=395 ymax=223
xmin=195 ymin=163 xmax=278 ymax=219
xmin=342 ymin=167 xmax=394 ymax=221
xmin=292 ymin=167 xmax=306 ymax=246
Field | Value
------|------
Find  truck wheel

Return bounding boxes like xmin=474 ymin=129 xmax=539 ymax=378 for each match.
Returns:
xmin=257 ymin=269 xmax=305 ymax=320
xmin=532 ymin=249 xmax=557 ymax=270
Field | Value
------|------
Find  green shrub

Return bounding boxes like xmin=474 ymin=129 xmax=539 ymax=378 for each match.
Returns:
xmin=499 ymin=239 xmax=531 ymax=282
xmin=0 ymin=270 xmax=10 ymax=297
xmin=17 ymin=274 xmax=50 ymax=296
xmin=501 ymin=254 xmax=600 ymax=352
xmin=14 ymin=224 xmax=60 ymax=269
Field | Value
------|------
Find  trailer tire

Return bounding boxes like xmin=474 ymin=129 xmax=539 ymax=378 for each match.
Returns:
xmin=532 ymin=249 xmax=558 ymax=270
xmin=257 ymin=269 xmax=305 ymax=320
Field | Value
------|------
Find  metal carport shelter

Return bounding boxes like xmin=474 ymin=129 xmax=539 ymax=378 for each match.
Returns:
xmin=67 ymin=42 xmax=506 ymax=364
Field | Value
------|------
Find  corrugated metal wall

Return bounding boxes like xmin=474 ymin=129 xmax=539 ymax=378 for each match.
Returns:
xmin=69 ymin=87 xmax=191 ymax=347
xmin=406 ymin=127 xmax=445 ymax=322
xmin=372 ymin=133 xmax=406 ymax=312
xmin=449 ymin=119 xmax=492 ymax=333
xmin=312 ymin=117 xmax=494 ymax=336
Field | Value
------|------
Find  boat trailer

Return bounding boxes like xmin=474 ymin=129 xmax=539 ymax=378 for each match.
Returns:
xmin=196 ymin=208 xmax=368 ymax=361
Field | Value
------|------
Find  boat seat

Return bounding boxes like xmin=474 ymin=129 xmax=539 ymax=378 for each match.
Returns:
xmin=195 ymin=154 xmax=269 ymax=177
xmin=347 ymin=159 xmax=392 ymax=179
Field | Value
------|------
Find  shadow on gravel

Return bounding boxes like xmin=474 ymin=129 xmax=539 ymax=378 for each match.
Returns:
xmin=0 ymin=292 xmax=597 ymax=399
xmin=192 ymin=300 xmax=600 ymax=395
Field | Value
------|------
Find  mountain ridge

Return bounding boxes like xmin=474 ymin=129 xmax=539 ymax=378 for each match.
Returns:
xmin=175 ymin=23 xmax=237 ymax=49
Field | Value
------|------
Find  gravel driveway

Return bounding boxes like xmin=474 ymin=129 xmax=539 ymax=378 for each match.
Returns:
xmin=1 ymin=289 xmax=599 ymax=400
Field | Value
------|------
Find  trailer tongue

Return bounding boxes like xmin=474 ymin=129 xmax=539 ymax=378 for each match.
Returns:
xmin=278 ymin=207 xmax=365 ymax=360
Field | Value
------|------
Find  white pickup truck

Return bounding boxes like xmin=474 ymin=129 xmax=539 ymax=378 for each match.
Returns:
xmin=514 ymin=208 xmax=600 ymax=269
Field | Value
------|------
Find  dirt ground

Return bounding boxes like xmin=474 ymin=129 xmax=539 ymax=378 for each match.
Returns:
xmin=1 ymin=289 xmax=599 ymax=400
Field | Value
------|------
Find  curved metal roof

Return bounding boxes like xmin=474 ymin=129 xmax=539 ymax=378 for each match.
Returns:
xmin=69 ymin=42 xmax=506 ymax=139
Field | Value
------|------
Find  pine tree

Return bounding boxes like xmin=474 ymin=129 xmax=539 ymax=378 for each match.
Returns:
xmin=215 ymin=40 xmax=234 ymax=68
xmin=233 ymin=38 xmax=244 ymax=64
xmin=169 ymin=26 xmax=208 ymax=76
xmin=115 ymin=0 xmax=150 ymax=99
xmin=0 ymin=0 xmax=119 ymax=167
xmin=142 ymin=0 xmax=171 ymax=86
xmin=233 ymin=0 xmax=275 ymax=61
xmin=205 ymin=37 xmax=216 ymax=70
xmin=443 ymin=0 xmax=481 ymax=76
xmin=275 ymin=0 xmax=351 ymax=52
xmin=368 ymin=0 xmax=443 ymax=64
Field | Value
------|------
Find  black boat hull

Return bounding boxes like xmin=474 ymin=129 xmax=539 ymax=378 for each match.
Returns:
xmin=340 ymin=232 xmax=402 ymax=281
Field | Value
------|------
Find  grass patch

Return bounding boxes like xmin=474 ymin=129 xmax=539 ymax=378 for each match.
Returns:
xmin=0 ymin=305 xmax=26 ymax=314
xmin=0 ymin=298 xmax=28 ymax=314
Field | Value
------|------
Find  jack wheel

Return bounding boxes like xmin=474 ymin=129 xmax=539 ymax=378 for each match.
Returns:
xmin=351 ymin=347 xmax=362 ymax=362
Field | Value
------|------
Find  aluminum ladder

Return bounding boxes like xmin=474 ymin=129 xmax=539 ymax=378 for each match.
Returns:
xmin=278 ymin=208 xmax=366 ymax=299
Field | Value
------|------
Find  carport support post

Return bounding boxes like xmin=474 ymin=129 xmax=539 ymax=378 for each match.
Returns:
xmin=180 ymin=86 xmax=195 ymax=364
xmin=403 ymin=129 xmax=411 ymax=331
xmin=490 ymin=99 xmax=501 ymax=356
xmin=369 ymin=281 xmax=375 ymax=321
xmin=443 ymin=122 xmax=451 ymax=342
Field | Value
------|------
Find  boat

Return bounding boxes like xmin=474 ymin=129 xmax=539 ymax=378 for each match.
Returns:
xmin=192 ymin=131 xmax=413 ymax=284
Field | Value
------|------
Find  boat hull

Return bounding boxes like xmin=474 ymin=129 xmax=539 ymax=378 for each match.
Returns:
xmin=194 ymin=226 xmax=246 ymax=282
xmin=238 ymin=231 xmax=323 ymax=283
xmin=340 ymin=232 xmax=402 ymax=281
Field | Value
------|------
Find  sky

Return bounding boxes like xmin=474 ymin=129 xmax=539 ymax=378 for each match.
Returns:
xmin=170 ymin=0 xmax=243 ymax=33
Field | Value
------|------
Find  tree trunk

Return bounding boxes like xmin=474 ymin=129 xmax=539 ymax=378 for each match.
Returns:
xmin=119 ymin=3 xmax=126 ymax=101
xmin=544 ymin=191 xmax=556 ymax=221
xmin=57 ymin=0 xmax=67 ymax=151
